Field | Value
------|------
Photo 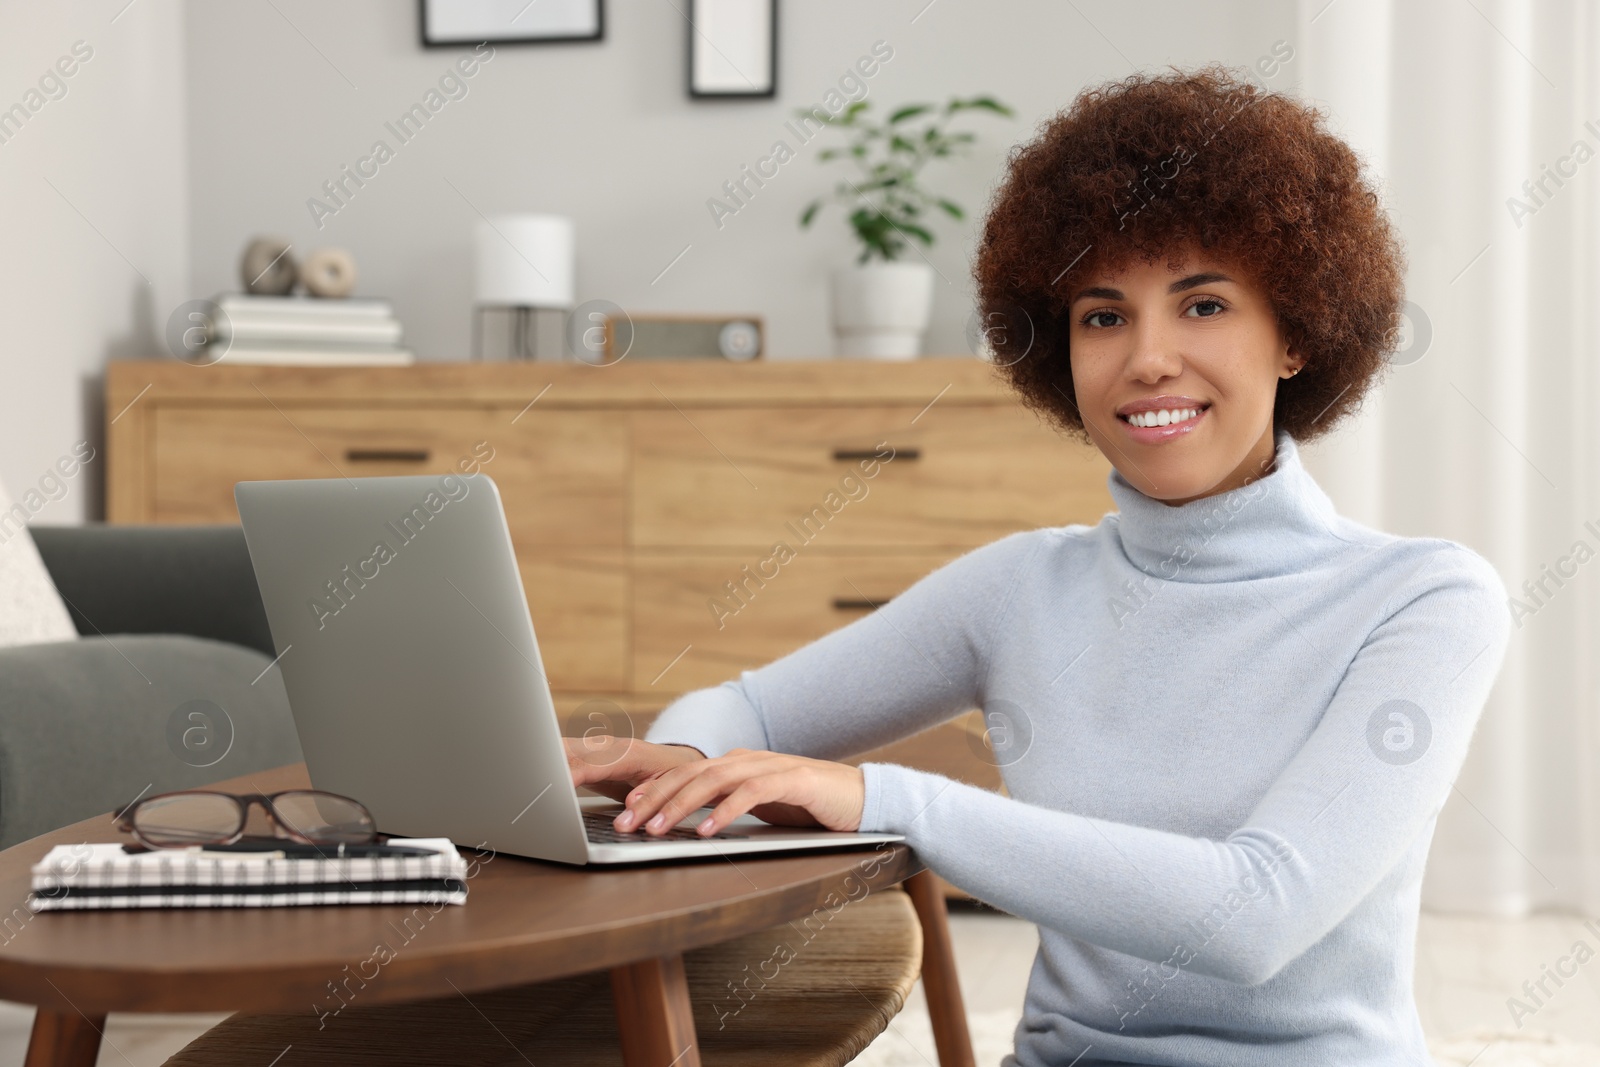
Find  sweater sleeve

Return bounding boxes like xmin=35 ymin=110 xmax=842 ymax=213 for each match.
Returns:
xmin=857 ymin=545 xmax=1511 ymax=987
xmin=643 ymin=530 xmax=1046 ymax=760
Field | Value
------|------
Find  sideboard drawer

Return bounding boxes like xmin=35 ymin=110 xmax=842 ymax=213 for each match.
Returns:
xmin=632 ymin=550 xmax=961 ymax=693
xmin=631 ymin=405 xmax=1110 ymax=548
xmin=151 ymin=406 xmax=626 ymax=546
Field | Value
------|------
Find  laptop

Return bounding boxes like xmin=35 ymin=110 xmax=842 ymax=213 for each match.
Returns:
xmin=233 ymin=472 xmax=904 ymax=865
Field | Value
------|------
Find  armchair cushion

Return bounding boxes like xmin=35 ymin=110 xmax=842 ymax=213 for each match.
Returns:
xmin=30 ymin=524 xmax=276 ymax=658
xmin=0 ymin=634 xmax=303 ymax=849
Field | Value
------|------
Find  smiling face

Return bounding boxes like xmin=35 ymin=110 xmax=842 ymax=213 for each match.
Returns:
xmin=1066 ymin=245 xmax=1304 ymax=506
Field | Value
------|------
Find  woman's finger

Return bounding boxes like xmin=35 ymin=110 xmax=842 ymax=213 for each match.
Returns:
xmin=622 ymin=751 xmax=761 ymax=832
xmin=623 ymin=749 xmax=780 ymax=833
xmin=611 ymin=748 xmax=738 ymax=825
xmin=566 ymin=736 xmax=698 ymax=796
xmin=696 ymin=776 xmax=791 ymax=836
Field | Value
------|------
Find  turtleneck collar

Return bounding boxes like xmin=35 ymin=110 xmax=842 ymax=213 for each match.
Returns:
xmin=1104 ymin=429 xmax=1345 ymax=582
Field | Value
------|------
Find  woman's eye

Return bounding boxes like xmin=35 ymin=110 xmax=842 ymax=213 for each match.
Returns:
xmin=1082 ymin=301 xmax=1223 ymax=328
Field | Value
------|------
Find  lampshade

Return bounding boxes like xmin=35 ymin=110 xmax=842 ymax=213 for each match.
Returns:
xmin=473 ymin=214 xmax=574 ymax=308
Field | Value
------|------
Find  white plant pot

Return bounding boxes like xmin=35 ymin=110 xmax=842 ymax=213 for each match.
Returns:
xmin=830 ymin=261 xmax=935 ymax=359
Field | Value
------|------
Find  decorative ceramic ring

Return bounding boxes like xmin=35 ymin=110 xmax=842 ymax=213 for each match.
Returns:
xmin=300 ymin=247 xmax=358 ymax=298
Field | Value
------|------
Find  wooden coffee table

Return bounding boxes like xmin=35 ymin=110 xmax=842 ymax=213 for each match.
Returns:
xmin=0 ymin=763 xmax=926 ymax=1067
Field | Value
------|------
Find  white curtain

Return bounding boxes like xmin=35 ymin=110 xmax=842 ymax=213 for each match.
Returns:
xmin=1295 ymin=0 xmax=1600 ymax=917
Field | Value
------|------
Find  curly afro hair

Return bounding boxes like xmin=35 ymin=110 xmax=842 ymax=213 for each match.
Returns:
xmin=973 ymin=63 xmax=1406 ymax=444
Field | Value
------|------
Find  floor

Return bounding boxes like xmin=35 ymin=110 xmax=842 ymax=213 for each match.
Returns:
xmin=0 ymin=906 xmax=1595 ymax=1066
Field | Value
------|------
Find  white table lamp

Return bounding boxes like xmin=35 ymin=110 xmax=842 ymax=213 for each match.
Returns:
xmin=472 ymin=214 xmax=575 ymax=360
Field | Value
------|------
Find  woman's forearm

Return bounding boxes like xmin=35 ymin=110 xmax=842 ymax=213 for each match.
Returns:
xmin=644 ymin=531 xmax=1043 ymax=759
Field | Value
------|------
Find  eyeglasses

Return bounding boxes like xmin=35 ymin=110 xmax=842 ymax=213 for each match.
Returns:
xmin=113 ymin=790 xmax=377 ymax=850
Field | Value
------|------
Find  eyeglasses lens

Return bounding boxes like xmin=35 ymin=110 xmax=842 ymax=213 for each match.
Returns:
xmin=271 ymin=791 xmax=376 ymax=844
xmin=131 ymin=793 xmax=243 ymax=846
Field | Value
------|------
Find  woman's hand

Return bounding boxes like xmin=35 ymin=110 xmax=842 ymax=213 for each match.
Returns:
xmin=609 ymin=747 xmax=866 ymax=838
xmin=565 ymin=736 xmax=707 ymax=804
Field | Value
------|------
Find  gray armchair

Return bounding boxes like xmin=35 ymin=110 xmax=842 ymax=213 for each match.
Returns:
xmin=0 ymin=525 xmax=303 ymax=849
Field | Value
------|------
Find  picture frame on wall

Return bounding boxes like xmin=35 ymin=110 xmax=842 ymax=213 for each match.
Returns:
xmin=419 ymin=0 xmax=604 ymax=48
xmin=688 ymin=0 xmax=776 ymax=99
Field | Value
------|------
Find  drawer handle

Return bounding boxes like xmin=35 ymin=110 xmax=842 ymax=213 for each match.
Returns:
xmin=345 ymin=448 xmax=432 ymax=463
xmin=832 ymin=448 xmax=919 ymax=462
xmin=831 ymin=597 xmax=886 ymax=612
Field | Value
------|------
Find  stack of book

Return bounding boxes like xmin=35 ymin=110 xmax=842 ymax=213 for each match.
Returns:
xmin=26 ymin=839 xmax=468 ymax=910
xmin=207 ymin=293 xmax=414 ymax=366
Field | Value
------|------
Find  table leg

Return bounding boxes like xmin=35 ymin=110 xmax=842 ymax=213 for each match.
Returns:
xmin=610 ymin=953 xmax=701 ymax=1067
xmin=905 ymin=869 xmax=977 ymax=1067
xmin=24 ymin=1009 xmax=105 ymax=1067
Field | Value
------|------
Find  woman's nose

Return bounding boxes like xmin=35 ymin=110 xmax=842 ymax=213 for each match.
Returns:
xmin=1124 ymin=320 xmax=1185 ymax=382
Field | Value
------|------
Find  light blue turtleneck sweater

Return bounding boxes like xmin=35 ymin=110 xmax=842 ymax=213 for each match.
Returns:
xmin=645 ymin=429 xmax=1509 ymax=1067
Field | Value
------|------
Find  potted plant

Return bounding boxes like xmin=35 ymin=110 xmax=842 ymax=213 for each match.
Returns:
xmin=799 ymin=95 xmax=1014 ymax=358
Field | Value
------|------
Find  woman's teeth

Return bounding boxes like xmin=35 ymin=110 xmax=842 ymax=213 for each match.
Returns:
xmin=1126 ymin=407 xmax=1202 ymax=428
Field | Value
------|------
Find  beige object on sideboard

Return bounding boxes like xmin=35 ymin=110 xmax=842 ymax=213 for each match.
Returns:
xmin=106 ymin=358 xmax=1114 ymax=892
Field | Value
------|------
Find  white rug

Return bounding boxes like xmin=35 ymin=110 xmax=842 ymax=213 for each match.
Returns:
xmin=855 ymin=1008 xmax=1600 ymax=1067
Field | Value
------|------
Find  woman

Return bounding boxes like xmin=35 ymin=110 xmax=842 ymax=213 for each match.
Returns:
xmin=568 ymin=65 xmax=1509 ymax=1066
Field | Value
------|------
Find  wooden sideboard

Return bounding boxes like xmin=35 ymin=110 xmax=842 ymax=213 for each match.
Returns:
xmin=105 ymin=358 xmax=1114 ymax=815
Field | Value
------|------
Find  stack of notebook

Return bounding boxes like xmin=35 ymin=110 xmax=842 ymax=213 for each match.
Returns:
xmin=206 ymin=293 xmax=414 ymax=366
xmin=26 ymin=839 xmax=468 ymax=910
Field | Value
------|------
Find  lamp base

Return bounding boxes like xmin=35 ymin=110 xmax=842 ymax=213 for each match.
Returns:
xmin=472 ymin=305 xmax=564 ymax=361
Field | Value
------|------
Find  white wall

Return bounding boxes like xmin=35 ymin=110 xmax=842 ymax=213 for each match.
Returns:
xmin=0 ymin=0 xmax=190 ymax=521
xmin=183 ymin=0 xmax=1298 ymax=362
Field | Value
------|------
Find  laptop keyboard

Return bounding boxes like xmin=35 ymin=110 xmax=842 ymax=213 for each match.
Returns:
xmin=583 ymin=809 xmax=748 ymax=843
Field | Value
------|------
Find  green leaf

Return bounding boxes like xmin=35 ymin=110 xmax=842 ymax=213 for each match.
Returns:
xmin=799 ymin=200 xmax=822 ymax=228
xmin=947 ymin=95 xmax=1015 ymax=117
xmin=798 ymin=107 xmax=842 ymax=126
xmin=839 ymin=100 xmax=871 ymax=123
xmin=888 ymin=104 xmax=932 ymax=124
xmin=817 ymin=148 xmax=844 ymax=161
xmin=850 ymin=206 xmax=884 ymax=229
xmin=936 ymin=198 xmax=964 ymax=219
xmin=852 ymin=213 xmax=898 ymax=261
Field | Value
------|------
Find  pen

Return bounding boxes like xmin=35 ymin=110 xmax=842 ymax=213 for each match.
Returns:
xmin=120 ymin=841 xmax=441 ymax=858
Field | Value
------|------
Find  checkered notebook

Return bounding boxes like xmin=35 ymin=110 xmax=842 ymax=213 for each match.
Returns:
xmin=26 ymin=838 xmax=469 ymax=910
